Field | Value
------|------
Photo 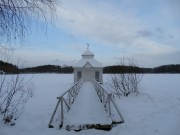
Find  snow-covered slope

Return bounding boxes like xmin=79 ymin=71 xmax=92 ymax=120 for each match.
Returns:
xmin=0 ymin=74 xmax=180 ymax=135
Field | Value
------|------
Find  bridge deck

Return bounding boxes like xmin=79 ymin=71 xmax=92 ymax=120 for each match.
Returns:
xmin=64 ymin=82 xmax=112 ymax=127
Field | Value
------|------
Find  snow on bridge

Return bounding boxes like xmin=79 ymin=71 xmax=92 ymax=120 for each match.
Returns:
xmin=48 ymin=80 xmax=124 ymax=131
xmin=64 ymin=82 xmax=111 ymax=127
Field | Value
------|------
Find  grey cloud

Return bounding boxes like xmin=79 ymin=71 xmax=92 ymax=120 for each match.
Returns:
xmin=155 ymin=27 xmax=164 ymax=33
xmin=137 ymin=27 xmax=174 ymax=40
xmin=168 ymin=34 xmax=174 ymax=39
xmin=56 ymin=0 xmax=179 ymax=66
xmin=155 ymin=27 xmax=174 ymax=39
xmin=137 ymin=30 xmax=153 ymax=37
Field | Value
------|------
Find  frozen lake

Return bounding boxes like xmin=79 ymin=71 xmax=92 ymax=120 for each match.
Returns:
xmin=0 ymin=74 xmax=180 ymax=135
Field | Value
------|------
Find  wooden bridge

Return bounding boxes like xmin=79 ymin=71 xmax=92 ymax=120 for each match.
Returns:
xmin=48 ymin=80 xmax=124 ymax=131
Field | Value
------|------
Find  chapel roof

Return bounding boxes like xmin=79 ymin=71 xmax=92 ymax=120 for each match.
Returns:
xmin=74 ymin=47 xmax=103 ymax=68
xmin=74 ymin=58 xmax=103 ymax=68
xmin=81 ymin=49 xmax=94 ymax=57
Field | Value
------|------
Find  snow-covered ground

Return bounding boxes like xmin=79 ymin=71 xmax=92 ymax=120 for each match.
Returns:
xmin=0 ymin=74 xmax=180 ymax=135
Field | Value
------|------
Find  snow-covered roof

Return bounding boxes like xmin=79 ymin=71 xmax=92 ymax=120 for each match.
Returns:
xmin=74 ymin=48 xmax=103 ymax=68
xmin=81 ymin=49 xmax=94 ymax=57
xmin=74 ymin=58 xmax=103 ymax=68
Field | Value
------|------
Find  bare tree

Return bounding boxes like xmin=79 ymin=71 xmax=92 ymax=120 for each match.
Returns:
xmin=109 ymin=58 xmax=143 ymax=97
xmin=0 ymin=0 xmax=59 ymax=44
xmin=0 ymin=0 xmax=58 ymax=125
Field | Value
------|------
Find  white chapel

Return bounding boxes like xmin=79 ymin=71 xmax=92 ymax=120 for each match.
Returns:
xmin=74 ymin=46 xmax=103 ymax=83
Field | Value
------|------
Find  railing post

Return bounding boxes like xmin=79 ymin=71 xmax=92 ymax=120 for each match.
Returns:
xmin=100 ymin=88 xmax=102 ymax=102
xmin=49 ymin=79 xmax=83 ymax=129
xmin=74 ymin=84 xmax=77 ymax=95
xmin=68 ymin=91 xmax=71 ymax=105
xmin=62 ymin=97 xmax=70 ymax=110
xmin=102 ymin=90 xmax=105 ymax=104
xmin=110 ymin=98 xmax=124 ymax=123
xmin=108 ymin=94 xmax=111 ymax=117
xmin=93 ymin=79 xmax=124 ymax=124
xmin=48 ymin=98 xmax=61 ymax=128
xmin=60 ymin=97 xmax=64 ymax=128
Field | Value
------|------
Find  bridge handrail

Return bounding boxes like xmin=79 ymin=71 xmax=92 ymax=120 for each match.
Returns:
xmin=57 ymin=79 xmax=83 ymax=99
xmin=48 ymin=79 xmax=83 ymax=128
xmin=93 ymin=79 xmax=124 ymax=124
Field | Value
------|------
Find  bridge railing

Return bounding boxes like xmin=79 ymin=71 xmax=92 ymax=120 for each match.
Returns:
xmin=93 ymin=79 xmax=124 ymax=124
xmin=48 ymin=79 xmax=83 ymax=128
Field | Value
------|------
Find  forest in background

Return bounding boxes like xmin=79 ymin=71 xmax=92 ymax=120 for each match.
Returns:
xmin=0 ymin=60 xmax=180 ymax=74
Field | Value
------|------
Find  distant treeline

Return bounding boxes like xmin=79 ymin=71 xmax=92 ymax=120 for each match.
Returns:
xmin=0 ymin=60 xmax=180 ymax=74
xmin=20 ymin=65 xmax=73 ymax=73
xmin=103 ymin=65 xmax=180 ymax=73
xmin=0 ymin=61 xmax=73 ymax=74
xmin=0 ymin=61 xmax=19 ymax=74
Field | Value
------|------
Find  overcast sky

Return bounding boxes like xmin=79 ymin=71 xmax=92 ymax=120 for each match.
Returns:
xmin=13 ymin=0 xmax=180 ymax=68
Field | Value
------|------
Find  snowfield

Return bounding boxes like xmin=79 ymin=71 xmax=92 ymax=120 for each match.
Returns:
xmin=0 ymin=74 xmax=180 ymax=135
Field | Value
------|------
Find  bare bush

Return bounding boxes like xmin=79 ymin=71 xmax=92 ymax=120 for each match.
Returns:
xmin=109 ymin=58 xmax=143 ymax=97
xmin=0 ymin=73 xmax=34 ymax=125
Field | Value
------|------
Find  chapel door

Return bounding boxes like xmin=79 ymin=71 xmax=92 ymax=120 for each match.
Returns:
xmin=83 ymin=62 xmax=94 ymax=82
xmin=83 ymin=68 xmax=93 ymax=81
